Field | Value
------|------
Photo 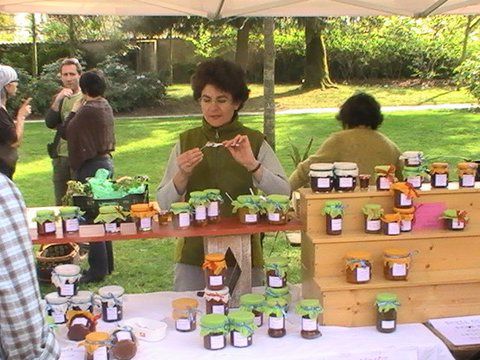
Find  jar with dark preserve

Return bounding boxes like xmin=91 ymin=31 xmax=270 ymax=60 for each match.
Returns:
xmin=110 ymin=327 xmax=137 ymax=360
xmin=381 ymin=213 xmax=402 ymax=236
xmin=295 ymin=299 xmax=323 ymax=339
xmin=374 ymin=165 xmax=395 ymax=191
xmin=188 ymin=190 xmax=209 ymax=227
xmin=70 ymin=291 xmax=94 ymax=312
xmin=232 ymin=195 xmax=263 ymax=224
xmin=430 ymin=162 xmax=449 ymax=188
xmin=321 ymin=200 xmax=344 ymax=235
xmin=403 ymin=166 xmax=424 ymax=189
xmin=265 ymin=287 xmax=291 ymax=308
xmin=81 ymin=331 xmax=110 ymax=360
xmin=228 ymin=311 xmax=256 ymax=348
xmin=205 ymin=287 xmax=230 ymax=315
xmin=393 ymin=207 xmax=415 ymax=232
xmin=200 ymin=314 xmax=229 ymax=350
xmin=157 ymin=210 xmax=170 ymax=225
xmin=66 ymin=310 xmax=97 ymax=341
xmin=400 ymin=151 xmax=423 ymax=167
xmin=362 ymin=204 xmax=384 ymax=234
xmin=309 ymin=163 xmax=334 ymax=192
xmin=333 ymin=162 xmax=358 ymax=192
xmin=383 ymin=248 xmax=412 ymax=281
xmin=59 ymin=206 xmax=83 ymax=233
xmin=202 ymin=253 xmax=227 ymax=290
xmin=98 ymin=285 xmax=124 ymax=323
xmin=94 ymin=205 xmax=128 ymax=233
xmin=172 ymin=298 xmax=199 ymax=332
xmin=265 ymin=298 xmax=288 ymax=338
xmin=204 ymin=188 xmax=223 ymax=223
xmin=265 ymin=194 xmax=290 ymax=225
xmin=358 ymin=174 xmax=371 ymax=191
xmin=345 ymin=251 xmax=372 ymax=284
xmin=391 ymin=182 xmax=418 ymax=209
xmin=51 ymin=264 xmax=81 ymax=297
xmin=33 ymin=209 xmax=57 ymax=235
xmin=240 ymin=293 xmax=265 ymax=327
xmin=457 ymin=162 xmax=478 ymax=188
xmin=441 ymin=209 xmax=468 ymax=231
xmin=170 ymin=202 xmax=191 ymax=229
xmin=375 ymin=293 xmax=400 ymax=333
xmin=45 ymin=292 xmax=69 ymax=324
xmin=130 ymin=203 xmax=157 ymax=232
xmin=264 ymin=256 xmax=288 ymax=288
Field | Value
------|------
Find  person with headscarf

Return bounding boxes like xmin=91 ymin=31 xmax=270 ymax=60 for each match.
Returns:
xmin=0 ymin=65 xmax=31 ymax=179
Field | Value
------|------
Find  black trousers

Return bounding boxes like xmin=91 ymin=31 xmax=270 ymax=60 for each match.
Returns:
xmin=0 ymin=159 xmax=15 ymax=179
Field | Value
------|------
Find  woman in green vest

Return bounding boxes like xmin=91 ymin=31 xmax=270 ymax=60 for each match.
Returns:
xmin=157 ymin=58 xmax=290 ymax=291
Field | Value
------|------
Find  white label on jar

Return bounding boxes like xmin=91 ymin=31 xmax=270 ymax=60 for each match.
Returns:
xmin=195 ymin=206 xmax=207 ymax=220
xmin=140 ymin=217 xmax=152 ymax=229
xmin=254 ymin=314 xmax=262 ymax=326
xmin=245 ymin=214 xmax=257 ymax=223
xmin=452 ymin=219 xmax=465 ymax=229
xmin=317 ymin=177 xmax=331 ymax=188
xmin=339 ymin=177 xmax=353 ymax=188
xmin=209 ymin=335 xmax=225 ymax=350
xmin=269 ymin=316 xmax=285 ymax=330
xmin=435 ymin=174 xmax=448 ymax=187
xmin=212 ymin=305 xmax=225 ymax=314
xmin=268 ymin=275 xmax=283 ymax=288
xmin=45 ymin=222 xmax=56 ymax=233
xmin=209 ymin=275 xmax=223 ymax=287
xmin=392 ymin=263 xmax=407 ymax=276
xmin=176 ymin=318 xmax=191 ymax=331
xmin=115 ymin=331 xmax=133 ymax=341
xmin=268 ymin=213 xmax=280 ymax=222
xmin=208 ymin=202 xmax=219 ymax=217
xmin=381 ymin=320 xmax=395 ymax=330
xmin=400 ymin=193 xmax=412 ymax=206
xmin=366 ymin=220 xmax=381 ymax=231
xmin=331 ymin=218 xmax=342 ymax=231
xmin=65 ymin=218 xmax=79 ymax=232
xmin=379 ymin=177 xmax=391 ymax=189
xmin=93 ymin=347 xmax=108 ymax=360
xmin=233 ymin=331 xmax=249 ymax=347
xmin=401 ymin=220 xmax=412 ymax=231
xmin=53 ymin=312 xmax=66 ymax=324
xmin=72 ymin=317 xmax=88 ymax=326
xmin=388 ymin=222 xmax=400 ymax=235
xmin=60 ymin=284 xmax=74 ymax=296
xmin=106 ymin=306 xmax=118 ymax=321
xmin=178 ymin=213 xmax=190 ymax=227
xmin=407 ymin=176 xmax=422 ymax=188
xmin=302 ymin=318 xmax=318 ymax=331
xmin=105 ymin=222 xmax=119 ymax=233
xmin=356 ymin=267 xmax=370 ymax=282
xmin=408 ymin=159 xmax=420 ymax=166
xmin=462 ymin=174 xmax=475 ymax=187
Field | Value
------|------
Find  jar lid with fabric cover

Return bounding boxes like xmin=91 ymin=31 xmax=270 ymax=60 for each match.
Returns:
xmin=374 ymin=165 xmax=396 ymax=177
xmin=265 ymin=287 xmax=291 ymax=304
xmin=265 ymin=298 xmax=288 ymax=317
xmin=430 ymin=162 xmax=449 ymax=174
xmin=296 ymin=299 xmax=324 ymax=319
xmin=403 ymin=166 xmax=425 ymax=177
xmin=33 ymin=209 xmax=57 ymax=224
xmin=264 ymin=257 xmax=288 ymax=277
xmin=98 ymin=285 xmax=124 ymax=299
xmin=228 ymin=311 xmax=256 ymax=337
xmin=130 ymin=203 xmax=157 ymax=218
xmin=199 ymin=314 xmax=229 ymax=336
xmin=170 ymin=202 xmax=191 ymax=214
xmin=441 ymin=209 xmax=469 ymax=222
xmin=204 ymin=189 xmax=223 ymax=201
xmin=45 ymin=292 xmax=69 ymax=305
xmin=231 ymin=195 xmax=264 ymax=214
xmin=71 ymin=290 xmax=93 ymax=304
xmin=334 ymin=162 xmax=359 ymax=177
xmin=321 ymin=200 xmax=344 ymax=217
xmin=81 ymin=331 xmax=110 ymax=355
xmin=345 ymin=250 xmax=372 ymax=262
xmin=384 ymin=248 xmax=412 ymax=261
xmin=59 ymin=206 xmax=83 ymax=219
xmin=362 ymin=204 xmax=384 ymax=220
xmin=203 ymin=253 xmax=227 ymax=275
xmin=189 ymin=191 xmax=210 ymax=207
xmin=382 ymin=213 xmax=402 ymax=223
xmin=204 ymin=287 xmax=230 ymax=302
xmin=457 ymin=162 xmax=478 ymax=175
xmin=172 ymin=298 xmax=198 ymax=311
xmin=390 ymin=182 xmax=419 ymax=198
xmin=240 ymin=293 xmax=265 ymax=308
xmin=53 ymin=264 xmax=81 ymax=277
xmin=400 ymin=151 xmax=423 ymax=161
xmin=375 ymin=293 xmax=400 ymax=312
xmin=265 ymin=195 xmax=290 ymax=212
xmin=309 ymin=163 xmax=334 ymax=177
xmin=94 ymin=205 xmax=128 ymax=223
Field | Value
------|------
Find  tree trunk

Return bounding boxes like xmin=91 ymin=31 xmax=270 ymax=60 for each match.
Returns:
xmin=168 ymin=25 xmax=174 ymax=84
xmin=263 ymin=17 xmax=276 ymax=151
xmin=235 ymin=18 xmax=252 ymax=71
xmin=30 ymin=14 xmax=38 ymax=77
xmin=303 ymin=18 xmax=335 ymax=90
xmin=460 ymin=15 xmax=480 ymax=65
xmin=67 ymin=15 xmax=77 ymax=56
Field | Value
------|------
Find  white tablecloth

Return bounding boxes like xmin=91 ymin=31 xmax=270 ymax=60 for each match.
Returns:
xmin=58 ymin=289 xmax=454 ymax=360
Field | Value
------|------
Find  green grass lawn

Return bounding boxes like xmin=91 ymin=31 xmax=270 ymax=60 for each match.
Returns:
xmin=19 ymin=109 xmax=480 ymax=294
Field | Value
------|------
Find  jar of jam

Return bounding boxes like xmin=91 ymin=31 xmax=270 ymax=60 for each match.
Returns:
xmin=264 ymin=256 xmax=288 ymax=288
xmin=94 ymin=205 xmax=127 ymax=233
xmin=345 ymin=251 xmax=372 ymax=284
xmin=265 ymin=194 xmax=290 ymax=225
xmin=457 ymin=162 xmax=478 ymax=188
xmin=158 ymin=210 xmax=170 ymax=225
xmin=393 ymin=207 xmax=415 ymax=232
xmin=172 ymin=298 xmax=199 ymax=332
xmin=321 ymin=200 xmax=344 ymax=235
xmin=358 ymin=174 xmax=371 ymax=191
xmin=374 ymin=165 xmax=396 ymax=191
xmin=265 ymin=287 xmax=291 ymax=309
xmin=265 ymin=298 xmax=288 ymax=338
xmin=97 ymin=285 xmax=124 ymax=322
xmin=204 ymin=188 xmax=223 ymax=223
xmin=33 ymin=209 xmax=57 ymax=236
xmin=391 ymin=182 xmax=418 ymax=209
xmin=333 ymin=162 xmax=358 ymax=192
xmin=110 ymin=327 xmax=137 ymax=360
xmin=362 ymin=204 xmax=383 ymax=234
xmin=309 ymin=163 xmax=334 ymax=192
xmin=228 ymin=310 xmax=256 ymax=347
xmin=202 ymin=253 xmax=227 ymax=290
xmin=51 ymin=264 xmax=81 ymax=297
xmin=130 ymin=203 xmax=157 ymax=232
xmin=188 ymin=190 xmax=209 ymax=227
xmin=295 ymin=299 xmax=323 ymax=339
xmin=381 ymin=214 xmax=402 ymax=236
xmin=400 ymin=151 xmax=423 ymax=167
xmin=45 ymin=292 xmax=69 ymax=324
xmin=383 ymin=248 xmax=412 ymax=281
xmin=70 ymin=291 xmax=94 ymax=312
xmin=170 ymin=202 xmax=191 ymax=229
xmin=232 ymin=195 xmax=263 ymax=224
xmin=200 ymin=314 xmax=229 ymax=350
xmin=403 ymin=166 xmax=424 ymax=189
xmin=441 ymin=209 xmax=468 ymax=230
xmin=240 ymin=293 xmax=265 ymax=327
xmin=59 ymin=206 xmax=83 ymax=233
xmin=430 ymin=162 xmax=449 ymax=188
xmin=81 ymin=331 xmax=110 ymax=360
xmin=205 ymin=287 xmax=230 ymax=315
xmin=375 ymin=293 xmax=400 ymax=333
xmin=66 ymin=310 xmax=97 ymax=341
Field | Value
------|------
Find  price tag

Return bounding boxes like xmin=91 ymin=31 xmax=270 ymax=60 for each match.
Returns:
xmin=400 ymin=193 xmax=412 ymax=206
xmin=105 ymin=223 xmax=119 ymax=233
xmin=302 ymin=318 xmax=318 ymax=331
xmin=45 ymin=222 xmax=56 ymax=233
xmin=233 ymin=331 xmax=249 ymax=347
xmin=209 ymin=275 xmax=223 ymax=286
xmin=356 ymin=267 xmax=370 ymax=282
xmin=195 ymin=206 xmax=207 ymax=220
xmin=331 ymin=218 xmax=342 ymax=231
xmin=115 ymin=331 xmax=133 ymax=341
xmin=53 ymin=312 xmax=66 ymax=324
xmin=317 ymin=178 xmax=330 ymax=188
xmin=212 ymin=305 xmax=225 ymax=314
xmin=93 ymin=346 xmax=108 ymax=360
xmin=379 ymin=177 xmax=391 ymax=189
xmin=381 ymin=320 xmax=395 ymax=329
xmin=254 ymin=315 xmax=262 ymax=326
xmin=210 ymin=334 xmax=225 ymax=350
xmin=245 ymin=214 xmax=257 ymax=223
xmin=452 ymin=219 xmax=464 ymax=229
xmin=268 ymin=213 xmax=280 ymax=222
xmin=462 ymin=174 xmax=475 ymax=187
xmin=176 ymin=318 xmax=191 ymax=331
xmin=178 ymin=213 xmax=190 ymax=227
xmin=140 ymin=217 xmax=152 ymax=229
xmin=388 ymin=222 xmax=400 ymax=235
xmin=72 ymin=317 xmax=88 ymax=326
xmin=208 ymin=202 xmax=219 ymax=216
xmin=268 ymin=276 xmax=283 ymax=288
xmin=392 ymin=263 xmax=407 ymax=276
xmin=339 ymin=177 xmax=353 ymax=188
xmin=401 ymin=220 xmax=412 ymax=231
xmin=106 ymin=307 xmax=118 ymax=321
xmin=366 ymin=220 xmax=381 ymax=231
xmin=435 ymin=174 xmax=448 ymax=187
xmin=407 ymin=176 xmax=421 ymax=188
xmin=65 ymin=218 xmax=79 ymax=232
xmin=60 ymin=284 xmax=74 ymax=296
xmin=269 ymin=316 xmax=284 ymax=330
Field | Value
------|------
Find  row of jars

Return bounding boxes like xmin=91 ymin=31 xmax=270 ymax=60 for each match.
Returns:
xmin=80 ymin=328 xmax=137 ymax=360
xmin=33 ymin=206 xmax=84 ymax=236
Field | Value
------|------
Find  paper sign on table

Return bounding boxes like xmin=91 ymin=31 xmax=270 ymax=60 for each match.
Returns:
xmin=429 ymin=315 xmax=480 ymax=346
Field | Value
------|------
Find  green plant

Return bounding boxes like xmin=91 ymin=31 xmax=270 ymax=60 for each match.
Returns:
xmin=456 ymin=56 xmax=480 ymax=102
xmin=288 ymin=136 xmax=314 ymax=168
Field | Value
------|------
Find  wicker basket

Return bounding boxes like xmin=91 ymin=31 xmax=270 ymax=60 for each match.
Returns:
xmin=36 ymin=243 xmax=81 ymax=283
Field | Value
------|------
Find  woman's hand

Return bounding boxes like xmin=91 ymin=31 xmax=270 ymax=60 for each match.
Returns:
xmin=223 ymin=135 xmax=259 ymax=171
xmin=17 ymin=98 xmax=32 ymax=121
xmin=177 ymin=148 xmax=204 ymax=176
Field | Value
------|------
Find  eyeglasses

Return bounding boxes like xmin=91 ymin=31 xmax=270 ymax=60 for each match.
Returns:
xmin=198 ymin=96 xmax=233 ymax=106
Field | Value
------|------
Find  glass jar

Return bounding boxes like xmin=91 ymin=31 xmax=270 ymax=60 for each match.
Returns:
xmin=383 ymin=248 xmax=411 ymax=281
xmin=362 ymin=204 xmax=384 ymax=234
xmin=188 ymin=191 xmax=209 ymax=227
xmin=172 ymin=298 xmax=199 ymax=332
xmin=441 ymin=209 xmax=468 ymax=231
xmin=430 ymin=162 xmax=449 ymax=188
xmin=381 ymin=214 xmax=402 ymax=236
xmin=59 ymin=206 xmax=82 ymax=233
xmin=265 ymin=287 xmax=291 ymax=309
xmin=110 ymin=327 xmax=137 ymax=360
xmin=264 ymin=256 xmax=288 ymax=288
xmin=400 ymin=151 xmax=423 ymax=167
xmin=240 ymin=293 xmax=265 ymax=327
xmin=232 ymin=195 xmax=262 ymax=224
xmin=205 ymin=287 xmax=230 ymax=315
xmin=457 ymin=162 xmax=478 ymax=188
xmin=265 ymin=298 xmax=288 ymax=338
xmin=358 ymin=174 xmax=371 ymax=191
xmin=403 ymin=166 xmax=424 ymax=189
xmin=67 ymin=311 xmax=96 ymax=341
xmin=158 ymin=210 xmax=170 ymax=225
xmin=170 ymin=202 xmax=191 ymax=229
xmin=97 ymin=285 xmax=124 ymax=323
xmin=94 ymin=205 xmax=127 ymax=233
xmin=309 ymin=163 xmax=334 ymax=193
xmin=322 ymin=200 xmax=344 ymax=235
xmin=51 ymin=264 xmax=81 ymax=297
xmin=295 ymin=299 xmax=323 ymax=339
xmin=34 ymin=209 xmax=57 ymax=236
xmin=228 ymin=311 xmax=256 ymax=348
xmin=70 ymin=291 xmax=94 ymax=313
xmin=204 ymin=188 xmax=223 ymax=223
xmin=130 ymin=203 xmax=157 ymax=232
xmin=393 ymin=207 xmax=415 ymax=232
xmin=345 ymin=251 xmax=372 ymax=284
xmin=45 ymin=292 xmax=69 ymax=324
xmin=375 ymin=293 xmax=400 ymax=333
xmin=82 ymin=332 xmax=110 ymax=360
xmin=374 ymin=165 xmax=395 ymax=191
xmin=200 ymin=314 xmax=228 ymax=350
xmin=202 ymin=252 xmax=227 ymax=291
xmin=333 ymin=162 xmax=358 ymax=192
xmin=391 ymin=182 xmax=418 ymax=209
xmin=265 ymin=194 xmax=290 ymax=225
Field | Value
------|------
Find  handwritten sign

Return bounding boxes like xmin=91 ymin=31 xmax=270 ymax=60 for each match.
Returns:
xmin=413 ymin=202 xmax=446 ymax=230
xmin=328 ymin=349 xmax=417 ymax=360
xmin=429 ymin=315 xmax=480 ymax=346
